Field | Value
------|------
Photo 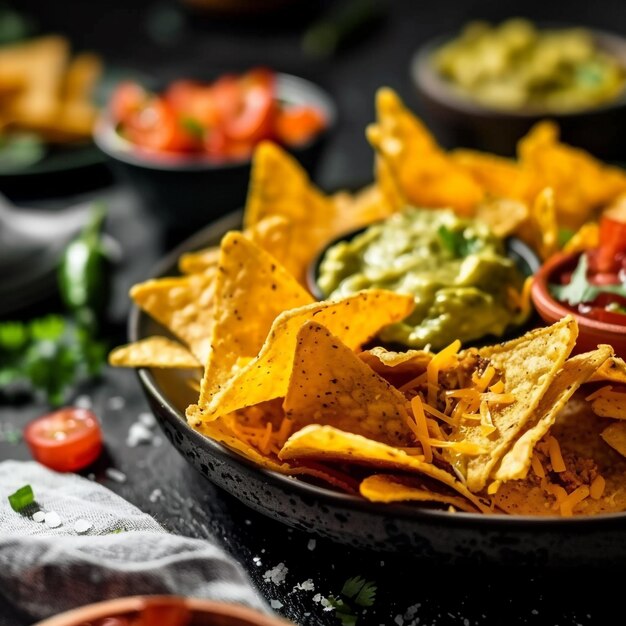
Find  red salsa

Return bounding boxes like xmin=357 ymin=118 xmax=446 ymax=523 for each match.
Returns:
xmin=108 ymin=68 xmax=326 ymax=162
xmin=551 ymin=205 xmax=626 ymax=325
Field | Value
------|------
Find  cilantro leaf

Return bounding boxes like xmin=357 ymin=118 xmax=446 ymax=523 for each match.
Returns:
xmin=341 ymin=576 xmax=377 ymax=608
xmin=328 ymin=596 xmax=357 ymax=626
xmin=550 ymin=254 xmax=626 ymax=306
xmin=437 ymin=225 xmax=481 ymax=258
xmin=180 ymin=117 xmax=205 ymax=140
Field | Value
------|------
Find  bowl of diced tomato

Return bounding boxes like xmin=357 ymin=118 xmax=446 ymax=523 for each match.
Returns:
xmin=531 ymin=201 xmax=626 ymax=357
xmin=94 ymin=68 xmax=335 ymax=231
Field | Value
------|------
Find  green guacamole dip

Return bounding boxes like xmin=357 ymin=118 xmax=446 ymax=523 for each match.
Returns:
xmin=317 ymin=208 xmax=527 ymax=350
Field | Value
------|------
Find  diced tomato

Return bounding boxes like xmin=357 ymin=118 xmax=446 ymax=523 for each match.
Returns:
xmin=210 ymin=74 xmax=241 ymax=123
xmin=592 ymin=209 xmax=626 ymax=274
xmin=109 ymin=81 xmax=148 ymax=124
xmin=223 ymin=68 xmax=276 ymax=142
xmin=275 ymin=105 xmax=326 ymax=146
xmin=24 ymin=408 xmax=103 ymax=472
xmin=123 ymin=97 xmax=194 ymax=152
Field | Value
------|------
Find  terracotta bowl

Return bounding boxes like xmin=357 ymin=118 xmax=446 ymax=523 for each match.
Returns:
xmin=531 ymin=250 xmax=626 ymax=358
xmin=34 ymin=596 xmax=292 ymax=626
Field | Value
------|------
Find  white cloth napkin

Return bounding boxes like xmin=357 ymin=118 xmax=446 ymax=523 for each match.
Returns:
xmin=0 ymin=460 xmax=268 ymax=626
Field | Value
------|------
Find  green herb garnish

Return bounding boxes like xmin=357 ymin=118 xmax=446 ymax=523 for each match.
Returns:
xmin=180 ymin=117 xmax=205 ymax=140
xmin=550 ymin=254 xmax=626 ymax=306
xmin=329 ymin=576 xmax=377 ymax=625
xmin=8 ymin=484 xmax=34 ymax=512
xmin=0 ymin=315 xmax=106 ymax=406
xmin=437 ymin=225 xmax=480 ymax=258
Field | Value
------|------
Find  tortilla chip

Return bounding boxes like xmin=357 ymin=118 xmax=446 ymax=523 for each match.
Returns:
xmin=244 ymin=141 xmax=336 ymax=282
xmin=588 ymin=356 xmax=626 ymax=385
xmin=179 ymin=216 xmax=292 ymax=275
xmin=589 ymin=387 xmax=626 ymax=420
xmin=449 ymin=316 xmax=578 ymax=492
xmin=130 ymin=269 xmax=217 ymax=364
xmin=450 ymin=148 xmax=532 ymax=201
xmin=601 ymin=422 xmax=626 ymax=458
xmin=186 ymin=290 xmax=415 ymax=423
xmin=283 ymin=321 xmax=413 ymax=446
xmin=367 ymin=88 xmax=483 ymax=215
xmin=195 ymin=413 xmax=358 ymax=493
xmin=331 ymin=183 xmax=396 ymax=236
xmin=517 ymin=121 xmax=626 ymax=230
xmin=359 ymin=474 xmax=478 ymax=513
xmin=109 ymin=336 xmax=200 ymax=369
xmin=475 ymin=197 xmax=529 ymax=238
xmin=279 ymin=424 xmax=489 ymax=512
xmin=494 ymin=346 xmax=613 ymax=482
xmin=562 ymin=222 xmax=599 ymax=254
xmin=199 ymin=232 xmax=313 ymax=405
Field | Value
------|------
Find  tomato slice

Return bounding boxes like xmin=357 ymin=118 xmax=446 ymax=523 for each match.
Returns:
xmin=223 ymin=68 xmax=276 ymax=142
xmin=110 ymin=81 xmax=148 ymax=124
xmin=24 ymin=408 xmax=103 ymax=472
xmin=275 ymin=105 xmax=326 ymax=146
xmin=593 ymin=209 xmax=626 ymax=274
xmin=123 ymin=97 xmax=194 ymax=152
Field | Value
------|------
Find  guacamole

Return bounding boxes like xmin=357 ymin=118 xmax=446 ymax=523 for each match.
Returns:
xmin=317 ymin=208 xmax=528 ymax=349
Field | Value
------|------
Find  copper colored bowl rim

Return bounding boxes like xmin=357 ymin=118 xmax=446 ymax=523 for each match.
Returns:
xmin=34 ymin=596 xmax=291 ymax=626
xmin=531 ymin=249 xmax=626 ymax=336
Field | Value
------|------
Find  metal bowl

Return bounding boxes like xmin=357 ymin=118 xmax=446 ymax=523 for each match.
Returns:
xmin=130 ymin=209 xmax=626 ymax=565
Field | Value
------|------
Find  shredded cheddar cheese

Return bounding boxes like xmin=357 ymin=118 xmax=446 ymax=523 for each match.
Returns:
xmin=427 ymin=339 xmax=461 ymax=406
xmin=590 ymin=474 xmax=606 ymax=500
xmin=409 ymin=396 xmax=433 ymax=463
xmin=489 ymin=380 xmax=505 ymax=394
xmin=531 ymin=453 xmax=546 ymax=479
xmin=560 ymin=485 xmax=590 ymax=517
xmin=547 ymin=436 xmax=566 ymax=473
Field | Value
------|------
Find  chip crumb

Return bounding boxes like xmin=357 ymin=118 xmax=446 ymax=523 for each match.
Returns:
xmin=74 ymin=519 xmax=93 ymax=534
xmin=269 ymin=600 xmax=283 ymax=610
xmin=253 ymin=556 xmax=262 ymax=567
xmin=244 ymin=519 xmax=252 ymax=525
xmin=32 ymin=511 xmax=45 ymax=523
xmin=293 ymin=579 xmax=315 ymax=592
xmin=149 ymin=488 xmax=163 ymax=503
xmin=107 ymin=396 xmax=125 ymax=410
xmin=45 ymin=511 xmax=62 ymax=528
xmin=307 ymin=538 xmax=316 ymax=551
xmin=105 ymin=468 xmax=127 ymax=483
xmin=74 ymin=395 xmax=92 ymax=409
xmin=126 ymin=422 xmax=154 ymax=447
xmin=263 ymin=562 xmax=288 ymax=585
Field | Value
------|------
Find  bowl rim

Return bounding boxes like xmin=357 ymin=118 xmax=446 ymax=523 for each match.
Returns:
xmin=33 ymin=595 xmax=290 ymax=626
xmin=93 ymin=72 xmax=337 ymax=171
xmin=129 ymin=209 xmax=626 ymax=528
xmin=531 ymin=248 xmax=626 ymax=335
xmin=411 ymin=25 xmax=626 ymax=119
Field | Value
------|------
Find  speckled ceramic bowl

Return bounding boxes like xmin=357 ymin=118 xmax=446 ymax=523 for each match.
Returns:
xmin=130 ymin=210 xmax=626 ymax=565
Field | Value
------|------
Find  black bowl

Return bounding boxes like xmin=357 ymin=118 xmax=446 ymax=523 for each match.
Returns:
xmin=411 ymin=28 xmax=626 ymax=159
xmin=129 ymin=209 xmax=626 ymax=565
xmin=94 ymin=73 xmax=336 ymax=235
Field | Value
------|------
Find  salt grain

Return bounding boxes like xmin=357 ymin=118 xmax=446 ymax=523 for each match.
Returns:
xmin=32 ymin=511 xmax=45 ymax=523
xmin=126 ymin=422 xmax=154 ymax=447
xmin=74 ymin=519 xmax=92 ymax=534
xmin=105 ymin=468 xmax=127 ymax=483
xmin=269 ymin=600 xmax=283 ymax=610
xmin=149 ymin=488 xmax=162 ymax=503
xmin=307 ymin=539 xmax=316 ymax=551
xmin=75 ymin=395 xmax=92 ymax=409
xmin=252 ymin=557 xmax=262 ymax=567
xmin=45 ymin=511 xmax=62 ymax=528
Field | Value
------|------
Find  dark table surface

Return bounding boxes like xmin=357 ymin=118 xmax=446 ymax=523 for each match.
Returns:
xmin=3 ymin=1 xmax=626 ymax=624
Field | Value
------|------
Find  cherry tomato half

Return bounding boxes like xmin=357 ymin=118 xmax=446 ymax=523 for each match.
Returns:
xmin=23 ymin=407 xmax=103 ymax=472
xmin=110 ymin=81 xmax=148 ymax=124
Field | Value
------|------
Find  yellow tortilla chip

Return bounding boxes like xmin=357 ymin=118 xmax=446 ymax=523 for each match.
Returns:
xmin=283 ymin=321 xmax=413 ymax=446
xmin=359 ymin=474 xmax=477 ymax=513
xmin=186 ymin=290 xmax=415 ymax=423
xmin=601 ymin=422 xmax=626 ymax=458
xmin=562 ymin=222 xmax=599 ymax=254
xmin=109 ymin=336 xmax=200 ymax=369
xmin=244 ymin=141 xmax=336 ymax=282
xmin=589 ymin=387 xmax=626 ymax=420
xmin=178 ymin=216 xmax=292 ymax=275
xmin=199 ymin=232 xmax=313 ymax=405
xmin=279 ymin=424 xmax=489 ymax=512
xmin=130 ymin=269 xmax=216 ymax=364
xmin=475 ymin=197 xmax=529 ymax=238
xmin=331 ymin=183 xmax=396 ymax=236
xmin=449 ymin=316 xmax=578 ymax=492
xmin=494 ymin=346 xmax=613 ymax=482
xmin=588 ymin=356 xmax=626 ymax=385
xmin=367 ymin=87 xmax=483 ymax=215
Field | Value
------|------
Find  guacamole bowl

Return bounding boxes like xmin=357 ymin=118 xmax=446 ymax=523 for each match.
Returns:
xmin=307 ymin=210 xmax=541 ymax=351
xmin=410 ymin=26 xmax=626 ymax=159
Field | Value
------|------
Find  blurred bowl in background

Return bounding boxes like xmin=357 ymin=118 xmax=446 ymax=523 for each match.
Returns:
xmin=94 ymin=73 xmax=336 ymax=235
xmin=410 ymin=27 xmax=626 ymax=159
xmin=34 ymin=595 xmax=292 ymax=626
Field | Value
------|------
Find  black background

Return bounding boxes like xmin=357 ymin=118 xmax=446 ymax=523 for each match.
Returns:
xmin=2 ymin=1 xmax=626 ymax=624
